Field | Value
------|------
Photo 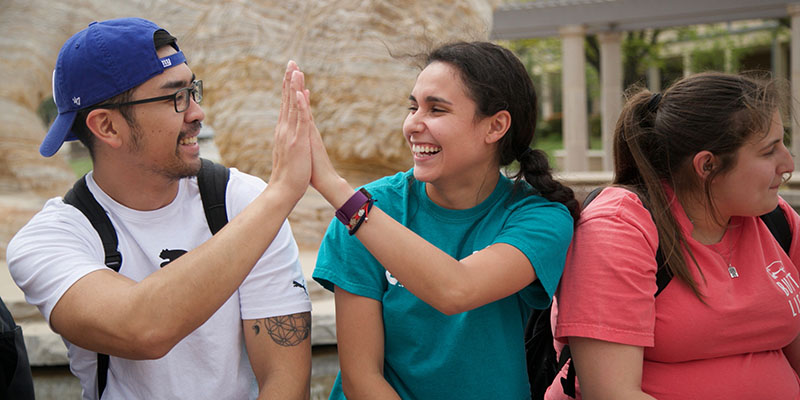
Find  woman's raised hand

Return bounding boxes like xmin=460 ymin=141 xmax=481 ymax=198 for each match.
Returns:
xmin=304 ymin=95 xmax=347 ymax=207
xmin=270 ymin=61 xmax=312 ymax=203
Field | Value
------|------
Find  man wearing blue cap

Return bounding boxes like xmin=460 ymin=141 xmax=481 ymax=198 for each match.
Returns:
xmin=7 ymin=18 xmax=313 ymax=399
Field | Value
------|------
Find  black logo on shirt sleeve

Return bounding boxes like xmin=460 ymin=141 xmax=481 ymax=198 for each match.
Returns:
xmin=292 ymin=280 xmax=308 ymax=295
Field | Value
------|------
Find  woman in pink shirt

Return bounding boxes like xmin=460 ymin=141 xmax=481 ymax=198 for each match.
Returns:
xmin=550 ymin=72 xmax=800 ymax=399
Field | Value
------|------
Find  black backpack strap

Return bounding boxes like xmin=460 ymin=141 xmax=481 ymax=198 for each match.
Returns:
xmin=760 ymin=205 xmax=792 ymax=255
xmin=95 ymin=354 xmax=110 ymax=398
xmin=63 ymin=176 xmax=122 ymax=399
xmin=558 ymin=345 xmax=576 ymax=398
xmin=653 ymin=256 xmax=672 ymax=296
xmin=63 ymin=176 xmax=122 ymax=272
xmin=197 ymin=158 xmax=230 ymax=235
xmin=581 ymin=187 xmax=605 ymax=209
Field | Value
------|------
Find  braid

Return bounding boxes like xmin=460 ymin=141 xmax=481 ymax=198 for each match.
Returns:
xmin=513 ymin=149 xmax=580 ymax=222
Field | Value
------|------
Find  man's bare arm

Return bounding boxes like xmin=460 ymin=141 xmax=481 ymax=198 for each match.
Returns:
xmin=245 ymin=312 xmax=311 ymax=399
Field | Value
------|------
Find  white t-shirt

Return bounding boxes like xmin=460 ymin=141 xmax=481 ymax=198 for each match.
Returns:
xmin=7 ymin=168 xmax=311 ymax=400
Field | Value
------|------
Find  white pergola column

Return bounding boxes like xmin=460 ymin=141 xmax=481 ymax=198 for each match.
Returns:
xmin=773 ymin=36 xmax=787 ymax=83
xmin=648 ymin=65 xmax=661 ymax=93
xmin=790 ymin=3 xmax=800 ymax=159
xmin=598 ymin=31 xmax=623 ymax=172
xmin=541 ymin=72 xmax=554 ymax=121
xmin=724 ymin=47 xmax=734 ymax=72
xmin=683 ymin=51 xmax=693 ymax=77
xmin=559 ymin=24 xmax=588 ymax=172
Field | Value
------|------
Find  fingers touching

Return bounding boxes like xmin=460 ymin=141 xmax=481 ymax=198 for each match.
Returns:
xmin=270 ymin=61 xmax=313 ymax=199
xmin=274 ymin=60 xmax=342 ymax=203
xmin=279 ymin=61 xmax=301 ymax=125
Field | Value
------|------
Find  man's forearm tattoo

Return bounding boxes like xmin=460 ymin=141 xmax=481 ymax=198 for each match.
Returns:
xmin=251 ymin=312 xmax=311 ymax=347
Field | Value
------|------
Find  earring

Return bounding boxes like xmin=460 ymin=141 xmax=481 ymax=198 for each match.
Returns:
xmin=703 ymin=163 xmax=713 ymax=171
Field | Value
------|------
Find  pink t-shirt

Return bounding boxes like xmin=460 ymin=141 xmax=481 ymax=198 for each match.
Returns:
xmin=549 ymin=187 xmax=800 ymax=399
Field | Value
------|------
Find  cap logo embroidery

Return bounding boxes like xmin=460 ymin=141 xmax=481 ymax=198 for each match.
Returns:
xmin=72 ymin=97 xmax=81 ymax=106
xmin=161 ymin=58 xmax=172 ymax=68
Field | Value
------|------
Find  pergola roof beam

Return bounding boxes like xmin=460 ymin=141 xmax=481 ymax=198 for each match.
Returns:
xmin=492 ymin=0 xmax=788 ymax=39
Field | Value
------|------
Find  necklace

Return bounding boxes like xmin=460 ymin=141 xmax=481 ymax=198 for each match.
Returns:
xmin=687 ymin=212 xmax=739 ymax=278
xmin=710 ymin=239 xmax=738 ymax=279
xmin=725 ymin=260 xmax=739 ymax=279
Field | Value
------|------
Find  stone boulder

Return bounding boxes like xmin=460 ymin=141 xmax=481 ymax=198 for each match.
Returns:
xmin=0 ymin=0 xmax=502 ymax=248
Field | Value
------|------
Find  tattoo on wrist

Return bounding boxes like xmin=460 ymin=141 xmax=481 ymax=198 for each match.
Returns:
xmin=251 ymin=312 xmax=311 ymax=347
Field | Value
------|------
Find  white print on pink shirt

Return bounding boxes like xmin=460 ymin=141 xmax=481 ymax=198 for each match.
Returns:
xmin=766 ymin=261 xmax=800 ymax=317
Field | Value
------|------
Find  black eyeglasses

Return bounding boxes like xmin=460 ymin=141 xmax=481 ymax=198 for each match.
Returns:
xmin=91 ymin=80 xmax=203 ymax=113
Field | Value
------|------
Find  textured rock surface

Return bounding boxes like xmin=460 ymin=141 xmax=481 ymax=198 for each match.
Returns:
xmin=1 ymin=0 xmax=500 ymax=247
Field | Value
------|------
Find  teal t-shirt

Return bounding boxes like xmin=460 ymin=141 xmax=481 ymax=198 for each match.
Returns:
xmin=313 ymin=170 xmax=573 ymax=399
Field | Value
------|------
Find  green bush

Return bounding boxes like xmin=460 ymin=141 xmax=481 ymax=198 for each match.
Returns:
xmin=589 ymin=113 xmax=601 ymax=140
xmin=536 ymin=112 xmax=562 ymax=140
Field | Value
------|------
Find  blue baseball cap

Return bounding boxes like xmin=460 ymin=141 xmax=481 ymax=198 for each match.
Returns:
xmin=41 ymin=18 xmax=187 ymax=157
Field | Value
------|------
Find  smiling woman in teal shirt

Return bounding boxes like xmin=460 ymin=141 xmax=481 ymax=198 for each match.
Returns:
xmin=278 ymin=40 xmax=578 ymax=399
xmin=315 ymin=168 xmax=572 ymax=399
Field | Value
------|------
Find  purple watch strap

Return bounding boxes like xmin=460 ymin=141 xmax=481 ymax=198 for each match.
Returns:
xmin=335 ymin=188 xmax=370 ymax=224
